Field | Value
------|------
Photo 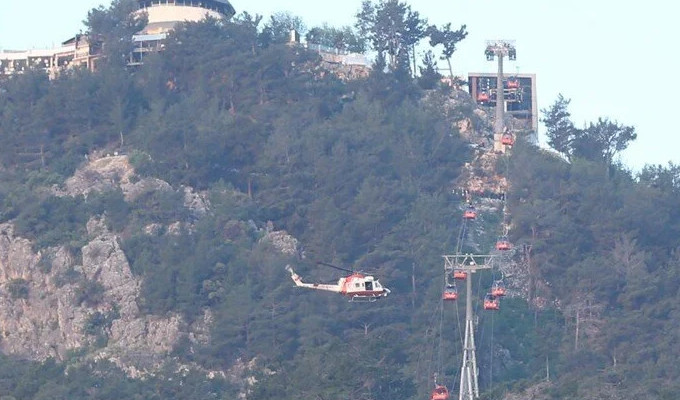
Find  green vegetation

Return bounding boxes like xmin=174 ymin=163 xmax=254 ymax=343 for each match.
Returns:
xmin=0 ymin=0 xmax=677 ymax=399
xmin=6 ymin=279 xmax=29 ymax=300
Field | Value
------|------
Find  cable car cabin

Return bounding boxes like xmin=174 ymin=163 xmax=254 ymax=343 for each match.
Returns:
xmin=463 ymin=206 xmax=477 ymax=220
xmin=430 ymin=385 xmax=450 ymax=400
xmin=453 ymin=270 xmax=467 ymax=280
xmin=483 ymin=294 xmax=500 ymax=310
xmin=506 ymin=78 xmax=520 ymax=89
xmin=501 ymin=133 xmax=515 ymax=146
xmin=476 ymin=91 xmax=490 ymax=102
xmin=443 ymin=284 xmax=458 ymax=301
xmin=496 ymin=237 xmax=512 ymax=251
xmin=491 ymin=281 xmax=507 ymax=297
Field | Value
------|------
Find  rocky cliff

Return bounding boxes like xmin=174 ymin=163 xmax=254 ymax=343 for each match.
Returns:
xmin=0 ymin=215 xmax=204 ymax=375
xmin=0 ymin=153 xmax=212 ymax=376
xmin=0 ymin=152 xmax=298 ymax=377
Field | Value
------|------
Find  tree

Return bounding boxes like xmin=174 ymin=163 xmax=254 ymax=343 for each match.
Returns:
xmin=355 ymin=0 xmax=428 ymax=73
xmin=542 ymin=95 xmax=637 ymax=165
xmin=0 ymin=70 xmax=50 ymax=169
xmin=417 ymin=50 xmax=441 ymax=89
xmin=638 ymin=162 xmax=680 ymax=194
xmin=305 ymin=24 xmax=366 ymax=53
xmin=84 ymin=0 xmax=147 ymax=67
xmin=541 ymin=94 xmax=580 ymax=160
xmin=427 ymin=22 xmax=468 ymax=83
xmin=260 ymin=11 xmax=306 ymax=45
xmin=573 ymin=117 xmax=637 ymax=165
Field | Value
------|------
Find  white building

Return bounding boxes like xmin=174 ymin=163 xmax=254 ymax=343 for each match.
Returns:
xmin=131 ymin=0 xmax=236 ymax=65
xmin=0 ymin=0 xmax=236 ymax=76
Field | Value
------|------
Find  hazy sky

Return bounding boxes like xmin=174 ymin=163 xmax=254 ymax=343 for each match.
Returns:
xmin=1 ymin=0 xmax=677 ymax=171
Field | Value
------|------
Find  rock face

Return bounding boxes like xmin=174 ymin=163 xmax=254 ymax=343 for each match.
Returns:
xmin=502 ymin=381 xmax=553 ymax=400
xmin=0 ymin=218 xmax=186 ymax=371
xmin=0 ymin=223 xmax=71 ymax=361
xmin=0 ymin=153 xmax=218 ymax=374
xmin=0 ymin=152 xmax=294 ymax=378
xmin=58 ymin=153 xmax=173 ymax=202
xmin=458 ymin=151 xmax=509 ymax=196
xmin=261 ymin=221 xmax=299 ymax=256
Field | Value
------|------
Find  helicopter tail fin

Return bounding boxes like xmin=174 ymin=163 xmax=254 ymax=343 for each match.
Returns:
xmin=285 ymin=265 xmax=303 ymax=286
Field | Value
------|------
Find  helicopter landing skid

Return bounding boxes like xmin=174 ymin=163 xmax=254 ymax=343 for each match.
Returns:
xmin=349 ymin=295 xmax=380 ymax=303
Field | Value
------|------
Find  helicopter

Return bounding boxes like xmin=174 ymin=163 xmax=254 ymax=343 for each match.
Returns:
xmin=285 ymin=262 xmax=391 ymax=302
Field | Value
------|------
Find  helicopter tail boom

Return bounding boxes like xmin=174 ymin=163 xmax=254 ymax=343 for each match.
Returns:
xmin=285 ymin=265 xmax=342 ymax=293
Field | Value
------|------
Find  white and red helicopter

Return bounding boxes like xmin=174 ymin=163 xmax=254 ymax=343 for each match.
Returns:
xmin=285 ymin=262 xmax=391 ymax=302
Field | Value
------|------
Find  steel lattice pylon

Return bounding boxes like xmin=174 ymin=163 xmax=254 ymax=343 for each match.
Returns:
xmin=443 ymin=254 xmax=495 ymax=400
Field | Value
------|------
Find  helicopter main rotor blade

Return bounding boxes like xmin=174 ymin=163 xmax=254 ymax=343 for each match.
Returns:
xmin=317 ymin=261 xmax=354 ymax=274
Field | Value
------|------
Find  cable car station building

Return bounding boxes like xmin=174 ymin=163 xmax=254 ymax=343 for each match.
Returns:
xmin=468 ymin=72 xmax=538 ymax=135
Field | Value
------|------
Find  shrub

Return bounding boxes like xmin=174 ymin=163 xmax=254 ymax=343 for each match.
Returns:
xmin=7 ymin=279 xmax=29 ymax=300
xmin=75 ymin=280 xmax=106 ymax=306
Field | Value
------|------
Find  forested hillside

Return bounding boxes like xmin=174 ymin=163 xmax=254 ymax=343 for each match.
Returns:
xmin=0 ymin=1 xmax=678 ymax=399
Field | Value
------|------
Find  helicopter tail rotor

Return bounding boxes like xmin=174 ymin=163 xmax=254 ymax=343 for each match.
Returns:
xmin=285 ymin=265 xmax=303 ymax=285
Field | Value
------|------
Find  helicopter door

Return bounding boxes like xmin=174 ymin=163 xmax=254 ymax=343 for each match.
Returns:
xmin=364 ymin=281 xmax=373 ymax=291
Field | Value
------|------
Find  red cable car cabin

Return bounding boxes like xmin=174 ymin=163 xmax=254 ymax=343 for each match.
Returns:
xmin=483 ymin=294 xmax=500 ymax=310
xmin=506 ymin=78 xmax=520 ymax=89
xmin=501 ymin=133 xmax=515 ymax=146
xmin=453 ymin=270 xmax=467 ymax=280
xmin=430 ymin=385 xmax=450 ymax=400
xmin=496 ymin=237 xmax=512 ymax=251
xmin=477 ymin=91 xmax=489 ymax=102
xmin=491 ymin=281 xmax=506 ymax=297
xmin=443 ymin=284 xmax=458 ymax=301
xmin=463 ymin=206 xmax=477 ymax=220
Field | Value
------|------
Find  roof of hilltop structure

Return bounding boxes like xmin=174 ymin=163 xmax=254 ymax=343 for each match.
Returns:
xmin=136 ymin=0 xmax=236 ymax=18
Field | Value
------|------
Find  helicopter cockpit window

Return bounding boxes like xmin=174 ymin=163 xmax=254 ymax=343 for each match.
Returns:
xmin=374 ymin=282 xmax=382 ymax=288
xmin=365 ymin=281 xmax=373 ymax=291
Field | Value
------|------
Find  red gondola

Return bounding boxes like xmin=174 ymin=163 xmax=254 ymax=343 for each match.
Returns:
xmin=463 ymin=205 xmax=477 ymax=220
xmin=443 ymin=284 xmax=458 ymax=301
xmin=430 ymin=385 xmax=450 ymax=400
xmin=495 ymin=236 xmax=512 ymax=251
xmin=483 ymin=293 xmax=500 ymax=310
xmin=477 ymin=91 xmax=489 ymax=102
xmin=501 ymin=133 xmax=515 ymax=146
xmin=506 ymin=78 xmax=520 ymax=89
xmin=453 ymin=270 xmax=467 ymax=280
xmin=491 ymin=280 xmax=506 ymax=297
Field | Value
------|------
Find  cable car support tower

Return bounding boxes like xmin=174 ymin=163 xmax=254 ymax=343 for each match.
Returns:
xmin=484 ymin=40 xmax=517 ymax=153
xmin=443 ymin=254 xmax=496 ymax=400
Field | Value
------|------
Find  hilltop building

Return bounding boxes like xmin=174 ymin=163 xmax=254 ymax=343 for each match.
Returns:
xmin=130 ymin=0 xmax=235 ymax=65
xmin=287 ymin=30 xmax=371 ymax=81
xmin=0 ymin=0 xmax=236 ymax=77
xmin=1 ymin=1 xmax=372 ymax=81
xmin=0 ymin=34 xmax=100 ymax=78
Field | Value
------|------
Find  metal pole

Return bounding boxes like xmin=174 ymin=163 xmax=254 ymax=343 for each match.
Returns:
xmin=459 ymin=321 xmax=468 ymax=400
xmin=459 ymin=272 xmax=475 ymax=400
xmin=495 ymin=54 xmax=505 ymax=135
xmin=445 ymin=255 xmax=493 ymax=400
xmin=459 ymin=263 xmax=481 ymax=399
xmin=468 ymin=269 xmax=480 ymax=398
